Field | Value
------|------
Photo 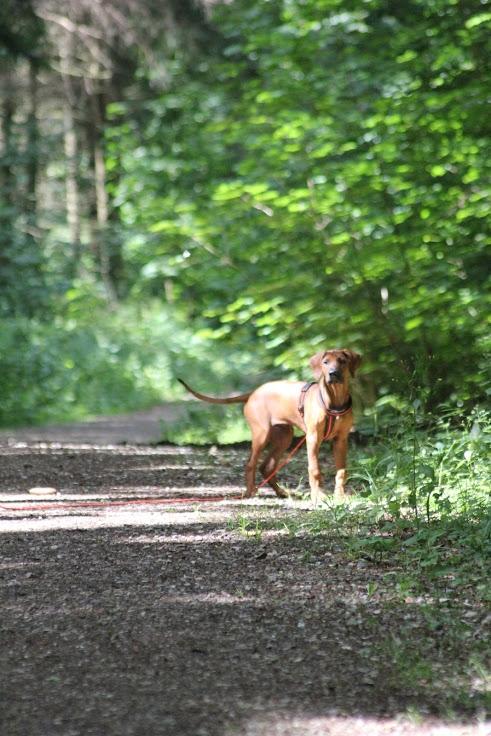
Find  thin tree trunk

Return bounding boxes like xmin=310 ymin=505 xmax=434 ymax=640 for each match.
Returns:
xmin=60 ymin=40 xmax=82 ymax=275
xmin=88 ymin=86 xmax=122 ymax=303
xmin=63 ymin=103 xmax=82 ymax=272
xmin=94 ymin=134 xmax=109 ymax=227
xmin=26 ymin=60 xmax=39 ymax=212
xmin=92 ymin=96 xmax=118 ymax=302
xmin=0 ymin=63 xmax=17 ymax=314
xmin=0 ymin=64 xmax=15 ymax=212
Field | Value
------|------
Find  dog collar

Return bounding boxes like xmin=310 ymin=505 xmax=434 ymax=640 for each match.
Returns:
xmin=317 ymin=382 xmax=352 ymax=415
xmin=321 ymin=392 xmax=352 ymax=415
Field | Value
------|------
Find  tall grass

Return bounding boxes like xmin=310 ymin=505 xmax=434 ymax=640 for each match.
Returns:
xmin=350 ymin=406 xmax=490 ymax=521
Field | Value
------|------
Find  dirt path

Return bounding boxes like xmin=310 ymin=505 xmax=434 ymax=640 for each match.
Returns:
xmin=0 ymin=408 xmax=488 ymax=736
xmin=0 ymin=403 xmax=183 ymax=446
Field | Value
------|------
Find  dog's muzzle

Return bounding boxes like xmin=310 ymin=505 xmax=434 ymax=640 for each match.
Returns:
xmin=328 ymin=370 xmax=342 ymax=383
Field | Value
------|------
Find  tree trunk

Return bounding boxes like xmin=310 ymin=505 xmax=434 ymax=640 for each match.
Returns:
xmin=60 ymin=39 xmax=82 ymax=276
xmin=26 ymin=59 xmax=39 ymax=214
xmin=88 ymin=86 xmax=123 ymax=303
xmin=0 ymin=62 xmax=17 ymax=315
xmin=0 ymin=63 xmax=15 ymax=212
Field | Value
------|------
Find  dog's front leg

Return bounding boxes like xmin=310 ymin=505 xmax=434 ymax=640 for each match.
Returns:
xmin=332 ymin=435 xmax=349 ymax=499
xmin=306 ymin=430 xmax=327 ymax=506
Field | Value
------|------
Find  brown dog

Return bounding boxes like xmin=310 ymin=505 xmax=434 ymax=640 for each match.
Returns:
xmin=178 ymin=348 xmax=361 ymax=503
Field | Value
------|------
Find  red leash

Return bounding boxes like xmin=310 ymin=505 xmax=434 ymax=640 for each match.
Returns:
xmin=257 ymin=436 xmax=306 ymax=489
xmin=0 ymin=494 xmax=243 ymax=513
xmin=2 ymin=388 xmax=352 ymax=510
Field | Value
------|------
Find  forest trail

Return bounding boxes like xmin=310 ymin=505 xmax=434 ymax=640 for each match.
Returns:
xmin=0 ymin=403 xmax=184 ymax=446
xmin=0 ymin=410 xmax=487 ymax=736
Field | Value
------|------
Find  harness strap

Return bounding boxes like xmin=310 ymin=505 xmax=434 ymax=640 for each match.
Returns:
xmin=299 ymin=382 xmax=352 ymax=417
xmin=299 ymin=381 xmax=352 ymax=440
xmin=298 ymin=381 xmax=317 ymax=419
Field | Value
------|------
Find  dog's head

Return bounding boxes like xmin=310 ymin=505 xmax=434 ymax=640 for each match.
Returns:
xmin=309 ymin=349 xmax=362 ymax=384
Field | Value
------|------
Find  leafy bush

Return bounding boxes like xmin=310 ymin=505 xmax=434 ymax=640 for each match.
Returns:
xmin=110 ymin=0 xmax=491 ymax=411
xmin=350 ymin=406 xmax=490 ymax=518
xmin=304 ymin=409 xmax=490 ymax=601
xmin=159 ymin=403 xmax=251 ymax=445
xmin=0 ymin=302 xmax=259 ymax=427
xmin=347 ymin=409 xmax=490 ymax=600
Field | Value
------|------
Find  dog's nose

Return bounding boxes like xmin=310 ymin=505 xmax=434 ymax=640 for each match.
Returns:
xmin=328 ymin=369 xmax=342 ymax=381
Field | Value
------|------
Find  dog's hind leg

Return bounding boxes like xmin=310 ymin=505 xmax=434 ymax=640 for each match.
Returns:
xmin=243 ymin=427 xmax=270 ymax=498
xmin=259 ymin=425 xmax=293 ymax=498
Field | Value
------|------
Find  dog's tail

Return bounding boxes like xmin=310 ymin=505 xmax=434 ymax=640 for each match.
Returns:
xmin=177 ymin=378 xmax=253 ymax=405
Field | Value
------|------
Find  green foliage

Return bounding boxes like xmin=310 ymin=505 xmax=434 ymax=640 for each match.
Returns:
xmin=354 ymin=411 xmax=491 ymax=599
xmin=159 ymin=403 xmax=250 ymax=446
xmin=0 ymin=315 xmax=154 ymax=426
xmin=111 ymin=0 xmax=491 ymax=409
xmin=0 ymin=302 xmax=258 ymax=427
xmin=350 ymin=420 xmax=491 ymax=599
xmin=1 ymin=0 xmax=490 ymax=425
xmin=351 ymin=406 xmax=490 ymax=517
xmin=0 ymin=227 xmax=49 ymax=318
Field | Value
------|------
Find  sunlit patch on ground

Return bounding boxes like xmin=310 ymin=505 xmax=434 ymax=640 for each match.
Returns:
xmin=237 ymin=714 xmax=490 ymax=736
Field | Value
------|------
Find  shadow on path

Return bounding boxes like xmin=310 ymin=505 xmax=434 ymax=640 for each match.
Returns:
xmin=1 ymin=519 xmax=488 ymax=736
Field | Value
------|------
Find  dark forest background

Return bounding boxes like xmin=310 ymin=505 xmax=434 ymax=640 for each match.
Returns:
xmin=1 ymin=0 xmax=489 ymax=427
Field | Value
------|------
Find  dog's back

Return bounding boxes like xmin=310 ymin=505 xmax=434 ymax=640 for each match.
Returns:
xmin=244 ymin=381 xmax=304 ymax=431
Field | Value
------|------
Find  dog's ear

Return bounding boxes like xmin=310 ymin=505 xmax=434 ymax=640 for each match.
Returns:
xmin=309 ymin=351 xmax=327 ymax=380
xmin=343 ymin=350 xmax=362 ymax=377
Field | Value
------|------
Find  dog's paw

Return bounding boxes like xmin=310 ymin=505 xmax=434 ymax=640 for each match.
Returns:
xmin=242 ymin=488 xmax=258 ymax=499
xmin=310 ymin=491 xmax=329 ymax=507
xmin=334 ymin=488 xmax=347 ymax=502
xmin=274 ymin=486 xmax=290 ymax=499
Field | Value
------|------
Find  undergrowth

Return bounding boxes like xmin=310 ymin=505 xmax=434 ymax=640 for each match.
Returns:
xmin=159 ymin=403 xmax=252 ymax=445
xmin=0 ymin=302 xmax=259 ymax=427
xmin=235 ymin=407 xmax=491 ymax=604
xmin=231 ymin=408 xmax=490 ymax=716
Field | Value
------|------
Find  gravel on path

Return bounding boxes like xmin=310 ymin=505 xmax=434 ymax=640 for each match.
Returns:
xmin=0 ymin=411 xmax=488 ymax=736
